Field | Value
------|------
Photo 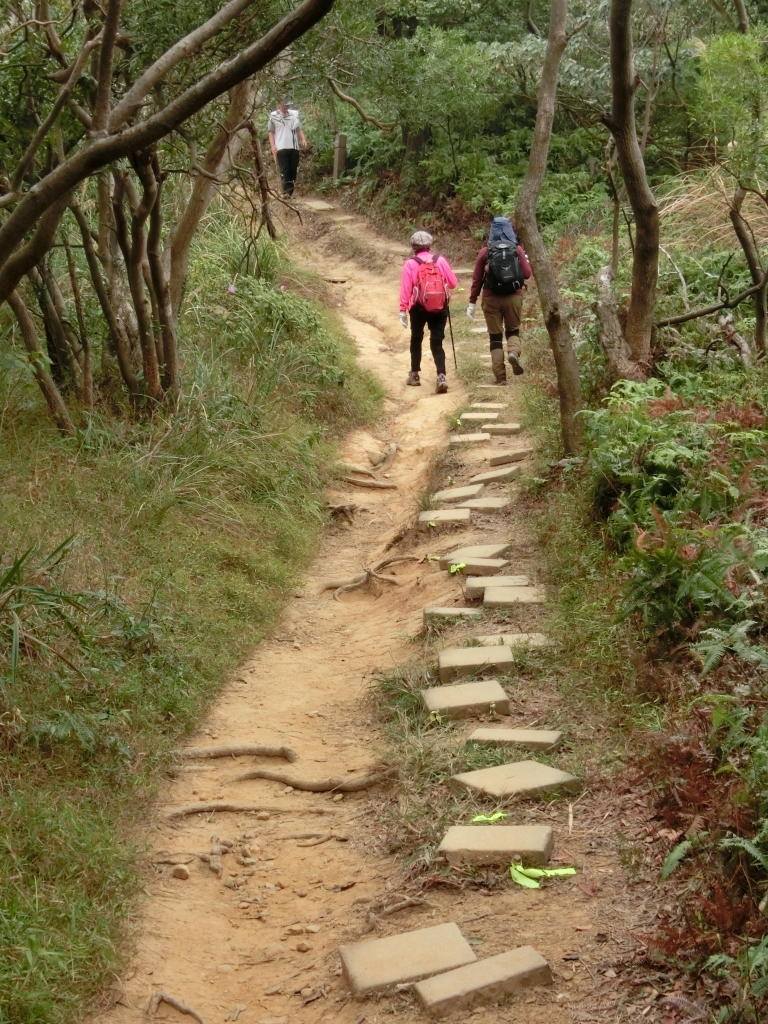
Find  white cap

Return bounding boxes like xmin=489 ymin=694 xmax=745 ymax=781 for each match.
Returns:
xmin=410 ymin=230 xmax=434 ymax=249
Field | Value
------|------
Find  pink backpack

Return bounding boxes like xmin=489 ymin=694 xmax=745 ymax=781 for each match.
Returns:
xmin=412 ymin=255 xmax=447 ymax=313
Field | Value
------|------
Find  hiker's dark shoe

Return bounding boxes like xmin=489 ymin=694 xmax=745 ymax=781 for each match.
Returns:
xmin=508 ymin=352 xmax=524 ymax=375
xmin=493 ymin=376 xmax=507 ymax=386
xmin=436 ymin=373 xmax=448 ymax=394
xmin=407 ymin=371 xmax=421 ymax=386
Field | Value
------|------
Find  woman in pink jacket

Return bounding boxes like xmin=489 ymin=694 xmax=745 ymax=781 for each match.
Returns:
xmin=399 ymin=230 xmax=458 ymax=393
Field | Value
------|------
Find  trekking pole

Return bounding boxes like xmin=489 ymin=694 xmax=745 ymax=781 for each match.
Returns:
xmin=447 ymin=305 xmax=458 ymax=371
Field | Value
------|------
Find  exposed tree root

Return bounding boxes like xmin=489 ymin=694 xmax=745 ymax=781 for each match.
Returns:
xmin=317 ymin=555 xmax=419 ymax=599
xmin=167 ymin=803 xmax=337 ymax=819
xmin=181 ymin=744 xmax=298 ymax=762
xmin=148 ymin=990 xmax=209 ymax=1024
xmin=232 ymin=766 xmax=394 ymax=791
xmin=340 ymin=463 xmax=378 ymax=478
xmin=378 ymin=442 xmax=398 ymax=473
xmin=362 ymin=896 xmax=434 ymax=933
xmin=341 ymin=476 xmax=396 ymax=489
xmin=276 ymin=831 xmax=349 ymax=845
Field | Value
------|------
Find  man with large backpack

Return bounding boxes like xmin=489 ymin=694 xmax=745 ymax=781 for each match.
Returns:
xmin=399 ymin=231 xmax=458 ymax=393
xmin=467 ymin=217 xmax=532 ymax=384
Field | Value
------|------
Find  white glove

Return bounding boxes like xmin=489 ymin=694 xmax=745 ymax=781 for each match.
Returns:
xmin=399 ymin=311 xmax=408 ymax=328
xmin=466 ymin=303 xmax=476 ymax=319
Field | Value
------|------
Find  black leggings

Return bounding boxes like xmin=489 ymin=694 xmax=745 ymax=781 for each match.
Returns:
xmin=277 ymin=148 xmax=300 ymax=195
xmin=409 ymin=303 xmax=448 ymax=375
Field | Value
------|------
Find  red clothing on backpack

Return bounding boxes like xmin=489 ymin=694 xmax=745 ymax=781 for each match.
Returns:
xmin=400 ymin=252 xmax=458 ymax=311
xmin=469 ymin=244 xmax=531 ymax=304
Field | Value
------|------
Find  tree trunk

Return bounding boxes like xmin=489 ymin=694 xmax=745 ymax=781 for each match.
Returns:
xmin=164 ymin=80 xmax=254 ymax=324
xmin=63 ymin=232 xmax=94 ymax=409
xmin=8 ymin=289 xmax=76 ymax=435
xmin=250 ymin=131 xmax=278 ymax=240
xmin=71 ymin=203 xmax=139 ymax=398
xmin=604 ymin=0 xmax=659 ymax=373
xmin=729 ymin=186 xmax=765 ymax=355
xmin=514 ymin=0 xmax=583 ymax=453
xmin=146 ymin=159 xmax=179 ymax=396
xmin=733 ymin=0 xmax=749 ymax=33
xmin=113 ymin=169 xmax=163 ymax=403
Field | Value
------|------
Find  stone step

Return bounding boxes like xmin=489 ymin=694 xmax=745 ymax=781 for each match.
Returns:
xmin=303 ymin=199 xmax=335 ymax=211
xmin=489 ymin=448 xmax=533 ymax=466
xmin=438 ymin=543 xmax=511 ymax=570
xmin=468 ymin=727 xmax=563 ymax=751
xmin=438 ymin=824 xmax=554 ymax=866
xmin=465 ymin=575 xmax=529 ymax=599
xmin=470 ymin=327 xmax=489 ymax=334
xmin=471 ymin=402 xmax=507 ymax=410
xmin=475 ymin=632 xmax=549 ymax=647
xmin=413 ymin=946 xmax=552 ymax=1017
xmin=422 ymin=678 xmax=509 ymax=717
xmin=485 ymin=423 xmax=521 ymax=435
xmin=423 ymin=606 xmax=482 ymax=624
xmin=445 ymin=557 xmax=510 ymax=576
xmin=418 ymin=509 xmax=472 ymax=528
xmin=449 ymin=433 xmax=491 ymax=445
xmin=340 ymin=922 xmax=476 ymax=996
xmin=451 ymin=760 xmax=582 ymax=799
xmin=433 ymin=484 xmax=485 ymax=504
xmin=484 ymin=586 xmax=545 ymax=607
xmin=469 ymin=466 xmax=521 ymax=485
xmin=460 ymin=411 xmax=499 ymax=422
xmin=456 ymin=497 xmax=510 ymax=511
xmin=437 ymin=648 xmax=514 ymax=683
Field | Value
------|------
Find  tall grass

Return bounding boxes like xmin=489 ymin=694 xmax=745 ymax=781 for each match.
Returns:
xmin=0 ymin=209 xmax=381 ymax=1022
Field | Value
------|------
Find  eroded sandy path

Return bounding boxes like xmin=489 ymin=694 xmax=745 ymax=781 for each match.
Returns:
xmin=96 ymin=203 xmax=642 ymax=1024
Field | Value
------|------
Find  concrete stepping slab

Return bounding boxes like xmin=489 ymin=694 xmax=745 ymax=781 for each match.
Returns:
xmin=476 ymin=632 xmax=549 ymax=647
xmin=418 ymin=509 xmax=472 ymax=527
xmin=303 ymin=199 xmax=335 ymax=211
xmin=489 ymin=448 xmax=534 ymax=466
xmin=340 ymin=922 xmax=476 ymax=996
xmin=485 ymin=423 xmax=521 ymax=435
xmin=437 ymin=648 xmax=514 ymax=683
xmin=484 ymin=586 xmax=545 ymax=607
xmin=468 ymin=728 xmax=563 ymax=751
xmin=422 ymin=678 xmax=509 ymax=717
xmin=414 ymin=946 xmax=552 ymax=1016
xmin=331 ymin=215 xmax=358 ymax=222
xmin=465 ymin=576 xmax=529 ymax=599
xmin=454 ymin=267 xmax=475 ymax=275
xmin=460 ymin=411 xmax=499 ymax=422
xmin=433 ymin=484 xmax=485 ymax=503
xmin=451 ymin=760 xmax=582 ymax=799
xmin=470 ymin=327 xmax=488 ymax=334
xmin=456 ymin=497 xmax=510 ymax=511
xmin=438 ymin=544 xmax=511 ymax=570
xmin=423 ymin=606 xmax=482 ymax=624
xmin=438 ymin=825 xmax=554 ymax=866
xmin=469 ymin=466 xmax=521 ymax=485
xmin=471 ymin=403 xmax=507 ymax=410
xmin=445 ymin=557 xmax=510 ymax=575
xmin=449 ymin=433 xmax=491 ymax=445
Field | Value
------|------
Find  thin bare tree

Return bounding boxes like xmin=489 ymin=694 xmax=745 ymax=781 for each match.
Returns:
xmin=515 ymin=0 xmax=583 ymax=452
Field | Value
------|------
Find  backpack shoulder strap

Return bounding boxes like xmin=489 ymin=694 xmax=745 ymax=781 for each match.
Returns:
xmin=411 ymin=255 xmax=424 ymax=265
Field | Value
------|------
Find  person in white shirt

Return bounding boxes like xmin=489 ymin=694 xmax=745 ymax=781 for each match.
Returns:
xmin=267 ymin=99 xmax=308 ymax=197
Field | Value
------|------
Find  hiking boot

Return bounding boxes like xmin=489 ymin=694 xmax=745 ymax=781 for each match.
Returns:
xmin=508 ymin=352 xmax=524 ymax=375
xmin=407 ymin=371 xmax=421 ymax=386
xmin=492 ymin=376 xmax=508 ymax=386
xmin=436 ymin=373 xmax=448 ymax=394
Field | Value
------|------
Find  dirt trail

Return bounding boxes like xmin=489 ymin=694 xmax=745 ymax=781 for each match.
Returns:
xmin=95 ymin=204 xmax=646 ymax=1024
